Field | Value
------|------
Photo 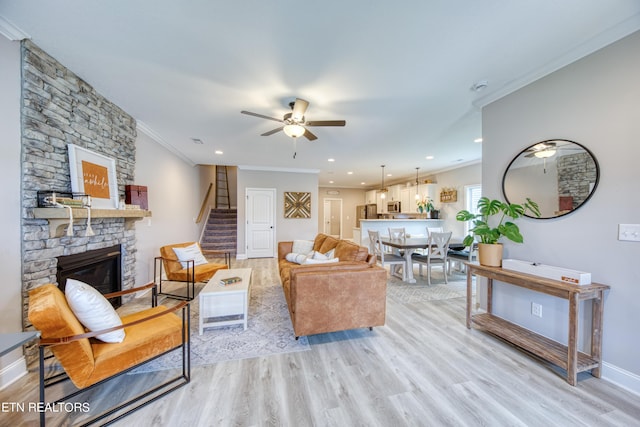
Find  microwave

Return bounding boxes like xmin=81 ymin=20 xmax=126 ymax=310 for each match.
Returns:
xmin=387 ymin=201 xmax=401 ymax=213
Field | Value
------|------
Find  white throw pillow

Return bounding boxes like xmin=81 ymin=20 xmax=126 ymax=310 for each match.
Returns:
xmin=303 ymin=257 xmax=339 ymax=265
xmin=291 ymin=240 xmax=314 ymax=255
xmin=64 ymin=279 xmax=125 ymax=343
xmin=285 ymin=252 xmax=308 ymax=264
xmin=172 ymin=243 xmax=208 ymax=269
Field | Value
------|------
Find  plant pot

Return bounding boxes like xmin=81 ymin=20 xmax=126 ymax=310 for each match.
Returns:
xmin=430 ymin=210 xmax=439 ymax=219
xmin=478 ymin=243 xmax=503 ymax=267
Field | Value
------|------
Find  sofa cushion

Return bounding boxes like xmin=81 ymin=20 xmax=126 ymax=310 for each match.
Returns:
xmin=303 ymin=257 xmax=339 ymax=265
xmin=313 ymin=234 xmax=329 ymax=251
xmin=286 ymin=252 xmax=309 ymax=264
xmin=334 ymin=240 xmax=369 ymax=262
xmin=292 ymin=239 xmax=314 ymax=255
xmin=318 ymin=236 xmax=339 ymax=253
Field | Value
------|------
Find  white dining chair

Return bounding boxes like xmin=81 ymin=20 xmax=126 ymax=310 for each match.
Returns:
xmin=368 ymin=229 xmax=406 ymax=280
xmin=448 ymin=242 xmax=478 ymax=274
xmin=411 ymin=231 xmax=452 ymax=285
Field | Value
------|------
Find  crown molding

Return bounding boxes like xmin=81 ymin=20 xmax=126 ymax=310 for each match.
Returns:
xmin=473 ymin=13 xmax=640 ymax=108
xmin=0 ymin=16 xmax=30 ymax=41
xmin=237 ymin=165 xmax=320 ymax=174
xmin=136 ymin=121 xmax=196 ymax=167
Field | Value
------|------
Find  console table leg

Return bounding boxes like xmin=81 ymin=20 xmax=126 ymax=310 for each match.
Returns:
xmin=591 ymin=290 xmax=605 ymax=378
xmin=567 ymin=292 xmax=579 ymax=386
xmin=466 ymin=268 xmax=472 ymax=328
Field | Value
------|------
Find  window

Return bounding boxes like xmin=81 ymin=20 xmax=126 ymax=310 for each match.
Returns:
xmin=463 ymin=184 xmax=482 ymax=236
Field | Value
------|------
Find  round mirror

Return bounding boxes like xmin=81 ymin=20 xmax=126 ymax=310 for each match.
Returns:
xmin=502 ymin=139 xmax=599 ymax=219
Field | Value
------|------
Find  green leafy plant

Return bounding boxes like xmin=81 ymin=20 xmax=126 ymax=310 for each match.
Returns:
xmin=456 ymin=197 xmax=540 ymax=246
xmin=416 ymin=197 xmax=434 ymax=212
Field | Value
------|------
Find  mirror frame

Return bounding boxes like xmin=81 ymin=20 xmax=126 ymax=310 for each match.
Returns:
xmin=502 ymin=139 xmax=600 ymax=219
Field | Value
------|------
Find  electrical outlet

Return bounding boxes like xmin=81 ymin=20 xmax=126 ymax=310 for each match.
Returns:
xmin=531 ymin=302 xmax=542 ymax=318
xmin=618 ymin=224 xmax=640 ymax=242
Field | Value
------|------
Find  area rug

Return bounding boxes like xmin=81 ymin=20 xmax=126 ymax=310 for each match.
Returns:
xmin=129 ymin=259 xmax=310 ymax=373
xmin=386 ymin=269 xmax=469 ymax=304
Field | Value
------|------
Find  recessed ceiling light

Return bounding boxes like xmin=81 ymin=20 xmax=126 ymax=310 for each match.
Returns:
xmin=361 ymin=182 xmax=366 ymax=185
xmin=329 ymin=180 xmax=334 ymax=184
xmin=347 ymin=171 xmax=353 ymax=175
xmin=191 ymin=138 xmax=203 ymax=144
xmin=474 ymin=138 xmax=483 ymax=143
xmin=215 ymin=150 xmax=223 ymax=155
xmin=426 ymin=155 xmax=434 ymax=160
xmin=328 ymin=158 xmax=335 ymax=162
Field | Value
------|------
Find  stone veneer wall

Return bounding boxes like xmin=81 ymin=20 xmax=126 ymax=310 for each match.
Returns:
xmin=20 ymin=40 xmax=138 ymax=354
xmin=557 ymin=152 xmax=598 ymax=209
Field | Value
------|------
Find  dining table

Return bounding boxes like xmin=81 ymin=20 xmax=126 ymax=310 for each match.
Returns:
xmin=379 ymin=237 xmax=465 ymax=284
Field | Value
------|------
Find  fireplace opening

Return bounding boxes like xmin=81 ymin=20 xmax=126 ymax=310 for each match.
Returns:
xmin=57 ymin=244 xmax=123 ymax=308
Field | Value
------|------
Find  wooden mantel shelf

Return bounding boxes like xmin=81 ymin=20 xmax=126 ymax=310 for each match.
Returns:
xmin=33 ymin=207 xmax=152 ymax=237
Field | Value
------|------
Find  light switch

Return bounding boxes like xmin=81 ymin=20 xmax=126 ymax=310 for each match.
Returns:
xmin=618 ymin=224 xmax=640 ymax=242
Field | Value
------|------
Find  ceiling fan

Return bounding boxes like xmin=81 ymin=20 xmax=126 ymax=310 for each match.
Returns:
xmin=241 ymin=98 xmax=346 ymax=141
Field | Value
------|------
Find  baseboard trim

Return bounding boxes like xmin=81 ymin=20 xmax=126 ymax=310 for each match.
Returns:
xmin=0 ymin=356 xmax=27 ymax=391
xmin=602 ymin=362 xmax=640 ymax=396
xmin=236 ymin=253 xmax=247 ymax=260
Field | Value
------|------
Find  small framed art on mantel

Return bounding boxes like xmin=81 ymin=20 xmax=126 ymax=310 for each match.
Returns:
xmin=68 ymin=144 xmax=119 ymax=209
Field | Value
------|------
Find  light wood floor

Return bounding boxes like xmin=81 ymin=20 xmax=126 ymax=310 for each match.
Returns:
xmin=3 ymin=258 xmax=640 ymax=426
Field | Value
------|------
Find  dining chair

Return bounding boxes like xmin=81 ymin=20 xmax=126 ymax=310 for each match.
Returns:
xmin=388 ymin=227 xmax=406 ymax=240
xmin=411 ymin=231 xmax=452 ymax=285
xmin=426 ymin=226 xmax=444 ymax=236
xmin=448 ymin=242 xmax=478 ymax=274
xmin=368 ymin=230 xmax=406 ymax=280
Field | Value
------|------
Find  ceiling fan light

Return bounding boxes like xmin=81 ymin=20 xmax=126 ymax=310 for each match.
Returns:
xmin=283 ymin=124 xmax=306 ymax=138
xmin=534 ymin=149 xmax=556 ymax=158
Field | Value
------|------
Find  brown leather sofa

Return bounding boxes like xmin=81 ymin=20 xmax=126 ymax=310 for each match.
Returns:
xmin=278 ymin=234 xmax=387 ymax=338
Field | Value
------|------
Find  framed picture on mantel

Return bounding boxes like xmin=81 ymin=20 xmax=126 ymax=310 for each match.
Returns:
xmin=68 ymin=144 xmax=119 ymax=209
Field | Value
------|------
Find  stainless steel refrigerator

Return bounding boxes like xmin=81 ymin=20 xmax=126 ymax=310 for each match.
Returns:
xmin=356 ymin=204 xmax=378 ymax=228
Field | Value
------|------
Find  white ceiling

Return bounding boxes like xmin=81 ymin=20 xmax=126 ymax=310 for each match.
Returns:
xmin=2 ymin=1 xmax=639 ymax=188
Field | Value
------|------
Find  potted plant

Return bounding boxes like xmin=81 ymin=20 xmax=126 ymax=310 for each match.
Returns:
xmin=417 ymin=197 xmax=434 ymax=214
xmin=456 ymin=197 xmax=540 ymax=267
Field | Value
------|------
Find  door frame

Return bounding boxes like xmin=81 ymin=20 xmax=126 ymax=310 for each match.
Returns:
xmin=322 ymin=197 xmax=343 ymax=239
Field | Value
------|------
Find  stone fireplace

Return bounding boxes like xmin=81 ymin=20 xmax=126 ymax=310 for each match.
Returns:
xmin=56 ymin=244 xmax=123 ymax=308
xmin=20 ymin=40 xmax=138 ymax=361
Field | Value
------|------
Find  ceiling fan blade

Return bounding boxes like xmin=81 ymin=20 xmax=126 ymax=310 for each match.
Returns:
xmin=303 ymin=129 xmax=317 ymax=141
xmin=261 ymin=127 xmax=284 ymax=136
xmin=241 ymin=110 xmax=284 ymax=123
xmin=291 ymin=98 xmax=309 ymax=122
xmin=306 ymin=120 xmax=346 ymax=127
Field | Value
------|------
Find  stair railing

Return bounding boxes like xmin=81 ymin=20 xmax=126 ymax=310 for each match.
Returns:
xmin=196 ymin=182 xmax=213 ymax=224
xmin=198 ymin=206 xmax=213 ymax=244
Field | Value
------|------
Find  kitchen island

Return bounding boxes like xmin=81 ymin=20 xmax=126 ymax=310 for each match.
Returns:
xmin=354 ymin=218 xmax=444 ymax=248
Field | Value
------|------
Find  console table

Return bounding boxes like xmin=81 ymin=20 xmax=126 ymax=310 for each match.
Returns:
xmin=465 ymin=262 xmax=610 ymax=386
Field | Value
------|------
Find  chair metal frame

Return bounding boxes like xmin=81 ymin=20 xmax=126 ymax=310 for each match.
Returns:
xmin=155 ymin=256 xmax=196 ymax=301
xmin=36 ymin=283 xmax=191 ymax=426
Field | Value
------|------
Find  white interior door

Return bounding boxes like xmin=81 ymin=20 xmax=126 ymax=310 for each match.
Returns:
xmin=246 ymin=188 xmax=276 ymax=258
xmin=323 ymin=198 xmax=343 ymax=238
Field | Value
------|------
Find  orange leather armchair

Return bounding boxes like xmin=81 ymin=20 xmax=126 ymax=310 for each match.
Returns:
xmin=28 ymin=282 xmax=190 ymax=426
xmin=156 ymin=242 xmax=228 ymax=300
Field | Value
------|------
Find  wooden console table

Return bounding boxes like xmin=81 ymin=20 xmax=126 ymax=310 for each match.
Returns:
xmin=465 ymin=262 xmax=610 ymax=386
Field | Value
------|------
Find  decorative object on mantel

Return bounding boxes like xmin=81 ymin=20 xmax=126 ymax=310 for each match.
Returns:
xmin=284 ymin=192 xmax=311 ymax=218
xmin=440 ymin=188 xmax=457 ymax=203
xmin=68 ymin=144 xmax=119 ymax=209
xmin=125 ymin=185 xmax=148 ymax=210
xmin=456 ymin=197 xmax=540 ymax=267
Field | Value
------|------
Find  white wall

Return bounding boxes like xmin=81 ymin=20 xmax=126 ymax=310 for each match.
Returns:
xmin=432 ymin=163 xmax=482 ymax=240
xmin=134 ymin=132 xmax=200 ymax=285
xmin=236 ymin=168 xmax=318 ymax=257
xmin=0 ymin=36 xmax=26 ymax=388
xmin=483 ymin=30 xmax=640 ymax=393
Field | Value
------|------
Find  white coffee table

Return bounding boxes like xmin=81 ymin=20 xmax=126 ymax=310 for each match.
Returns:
xmin=199 ymin=268 xmax=252 ymax=335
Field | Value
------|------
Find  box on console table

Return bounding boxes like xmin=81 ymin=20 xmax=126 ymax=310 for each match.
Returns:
xmin=502 ymin=259 xmax=591 ymax=285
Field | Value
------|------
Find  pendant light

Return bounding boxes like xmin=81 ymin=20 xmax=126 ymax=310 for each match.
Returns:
xmin=379 ymin=165 xmax=388 ymax=199
xmin=414 ymin=167 xmax=420 ymax=200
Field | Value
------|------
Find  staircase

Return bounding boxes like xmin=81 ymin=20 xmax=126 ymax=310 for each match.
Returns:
xmin=200 ymin=208 xmax=237 ymax=253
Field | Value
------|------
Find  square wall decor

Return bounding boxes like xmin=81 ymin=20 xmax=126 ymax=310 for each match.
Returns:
xmin=284 ymin=192 xmax=311 ymax=218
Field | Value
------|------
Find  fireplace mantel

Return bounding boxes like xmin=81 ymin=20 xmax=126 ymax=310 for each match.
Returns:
xmin=33 ymin=208 xmax=152 ymax=237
